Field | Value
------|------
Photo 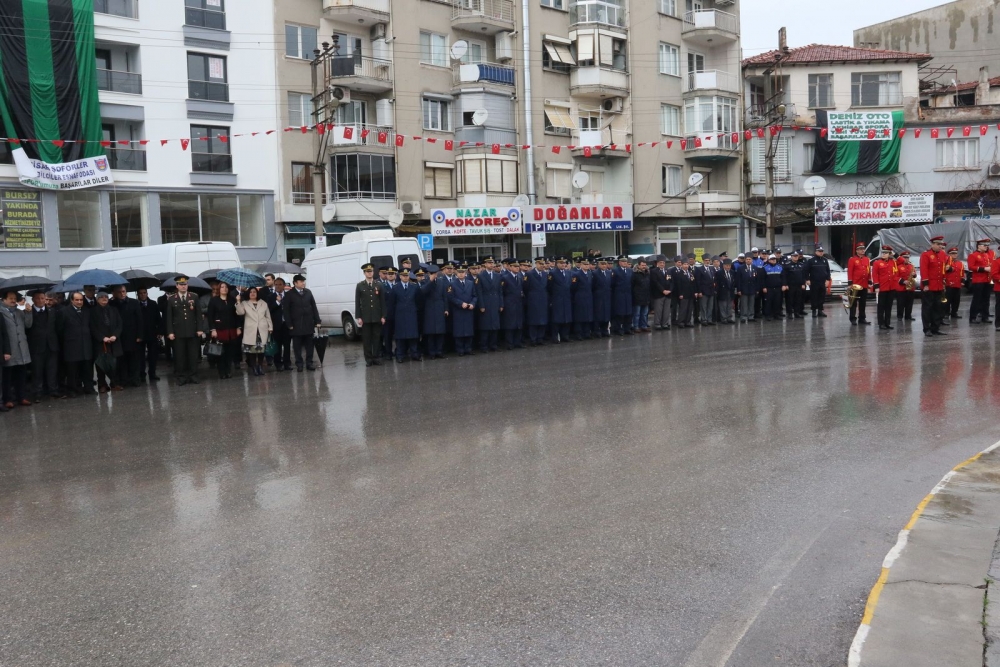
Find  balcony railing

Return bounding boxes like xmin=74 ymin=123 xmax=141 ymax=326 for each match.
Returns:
xmin=452 ymin=0 xmax=515 ymax=23
xmin=569 ymin=0 xmax=625 ymax=27
xmin=682 ymin=9 xmax=738 ymax=34
xmin=574 ymin=191 xmax=630 ymax=204
xmin=188 ymin=80 xmax=229 ymax=102
xmin=452 ymin=62 xmax=516 ymax=86
xmin=192 ymin=153 xmax=233 ymax=173
xmin=292 ymin=191 xmax=329 ymax=205
xmin=103 ymin=147 xmax=147 ymax=171
xmin=94 ymin=0 xmax=137 ymax=18
xmin=96 ymin=69 xmax=142 ymax=95
xmin=455 ymin=126 xmax=517 ymax=146
xmin=685 ymin=70 xmax=739 ymax=94
xmin=686 ymin=191 xmax=741 ymax=212
xmin=185 ymin=6 xmax=226 ymax=30
xmin=332 ymin=123 xmax=394 ymax=146
xmin=329 ymin=55 xmax=392 ymax=84
xmin=683 ymin=133 xmax=738 ymax=151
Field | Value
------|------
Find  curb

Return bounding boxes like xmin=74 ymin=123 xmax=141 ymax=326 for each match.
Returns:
xmin=848 ymin=438 xmax=1000 ymax=667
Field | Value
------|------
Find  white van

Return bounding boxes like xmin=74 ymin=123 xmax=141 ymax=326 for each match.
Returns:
xmin=302 ymin=230 xmax=422 ymax=340
xmin=77 ymin=241 xmax=242 ymax=299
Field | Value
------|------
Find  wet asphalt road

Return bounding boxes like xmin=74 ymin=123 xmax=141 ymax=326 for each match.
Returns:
xmin=2 ymin=307 xmax=1000 ymax=667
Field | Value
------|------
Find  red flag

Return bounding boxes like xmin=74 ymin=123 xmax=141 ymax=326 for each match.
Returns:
xmin=947 ymin=128 xmax=955 ymax=138
xmin=931 ymin=128 xmax=940 ymax=138
xmin=117 ymin=139 xmax=129 ymax=146
xmin=521 ymin=144 xmax=530 ymax=149
xmin=360 ymin=128 xmax=369 ymax=139
xmin=769 ymin=125 xmax=780 ymax=136
xmin=316 ymin=123 xmax=326 ymax=136
xmin=897 ymin=129 xmax=906 ymax=138
xmin=680 ymin=139 xmax=687 ymax=150
xmin=694 ymin=137 xmax=703 ymax=148
xmin=395 ymin=134 xmax=404 ymax=147
xmin=100 ymin=140 xmax=111 ymax=147
xmin=180 ymin=138 xmax=190 ymax=150
xmin=8 ymin=138 xmax=19 ymax=145
xmin=962 ymin=126 xmax=971 ymax=137
xmin=52 ymin=139 xmax=64 ymax=148
xmin=218 ymin=135 xmax=228 ymax=143
xmin=551 ymin=146 xmax=560 ymax=154
xmin=664 ymin=141 xmax=671 ymax=148
xmin=731 ymin=132 xmax=739 ymax=144
xmin=867 ymin=129 xmax=876 ymax=140
xmin=475 ymin=142 xmax=484 ymax=147
xmin=459 ymin=141 xmax=468 ymax=147
xmin=651 ymin=142 xmax=658 ymax=147
xmin=343 ymin=126 xmax=354 ymax=140
xmin=445 ymin=139 xmax=454 ymax=151
xmin=266 ymin=130 xmax=275 ymax=135
xmin=412 ymin=136 xmax=422 ymax=141
xmin=566 ymin=145 xmax=575 ymax=150
xmin=377 ymin=130 xmax=387 ymax=144
xmin=625 ymin=143 xmax=631 ymax=153
xmin=756 ymin=128 xmax=765 ymax=138
xmin=882 ymin=128 xmax=890 ymax=137
xmin=326 ymin=124 xmax=335 ymax=133
xmin=160 ymin=139 xmax=169 ymax=146
xmin=792 ymin=125 xmax=800 ymax=131
xmin=300 ymin=126 xmax=308 ymax=134
xmin=637 ymin=142 xmax=646 ymax=147
xmin=819 ymin=128 xmax=828 ymax=138
xmin=426 ymin=137 xmax=437 ymax=143
xmin=745 ymin=129 xmax=752 ymax=140
xmin=608 ymin=144 xmax=616 ymax=151
xmin=583 ymin=146 xmax=592 ymax=157
xmin=199 ymin=136 xmax=210 ymax=141
xmin=139 ymin=140 xmax=149 ymax=146
xmin=981 ymin=125 xmax=989 ymax=136
xmin=491 ymin=143 xmax=500 ymax=154
xmin=914 ymin=128 xmax=921 ymax=138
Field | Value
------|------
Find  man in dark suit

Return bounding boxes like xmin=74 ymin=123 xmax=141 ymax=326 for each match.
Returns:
xmin=26 ymin=291 xmax=60 ymax=400
xmin=56 ymin=291 xmax=94 ymax=396
xmin=650 ymin=257 xmax=672 ymax=330
xmin=261 ymin=277 xmax=291 ymax=370
xmin=694 ymin=256 xmax=717 ymax=326
xmin=283 ymin=274 xmax=321 ymax=371
xmin=136 ymin=287 xmax=162 ymax=381
xmin=715 ymin=258 xmax=736 ymax=324
xmin=112 ymin=285 xmax=143 ymax=387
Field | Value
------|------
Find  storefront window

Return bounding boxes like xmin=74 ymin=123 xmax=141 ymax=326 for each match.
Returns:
xmin=159 ymin=193 xmax=265 ymax=246
xmin=0 ymin=266 xmax=48 ymax=279
xmin=678 ymin=227 xmax=736 ymax=261
xmin=543 ymin=233 xmax=614 ymax=258
xmin=201 ymin=194 xmax=239 ymax=244
xmin=160 ymin=193 xmax=201 ymax=243
xmin=58 ymin=191 xmax=103 ymax=249
xmin=238 ymin=196 xmax=265 ymax=247
xmin=110 ymin=192 xmax=148 ymax=248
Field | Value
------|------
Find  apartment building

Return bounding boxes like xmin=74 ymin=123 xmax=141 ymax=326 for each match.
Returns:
xmin=0 ymin=0 xmax=281 ymax=280
xmin=273 ymin=0 xmax=743 ymax=263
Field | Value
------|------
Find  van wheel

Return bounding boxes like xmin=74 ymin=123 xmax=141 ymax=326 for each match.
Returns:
xmin=342 ymin=314 xmax=359 ymax=341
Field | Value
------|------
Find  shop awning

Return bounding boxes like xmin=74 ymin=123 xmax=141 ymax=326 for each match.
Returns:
xmin=284 ymin=223 xmax=359 ymax=234
xmin=544 ymin=41 xmax=575 ymax=65
xmin=544 ymin=105 xmax=574 ymax=130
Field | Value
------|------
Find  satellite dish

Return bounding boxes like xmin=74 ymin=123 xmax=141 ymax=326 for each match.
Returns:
xmin=512 ymin=194 xmax=530 ymax=208
xmin=803 ymin=175 xmax=828 ymax=196
xmin=450 ymin=40 xmax=469 ymax=61
xmin=571 ymin=171 xmax=590 ymax=189
xmin=471 ymin=109 xmax=488 ymax=126
xmin=388 ymin=209 xmax=405 ymax=229
xmin=687 ymin=173 xmax=704 ymax=188
xmin=322 ymin=203 xmax=337 ymax=223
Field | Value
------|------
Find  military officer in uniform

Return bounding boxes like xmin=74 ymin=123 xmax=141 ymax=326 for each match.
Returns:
xmin=382 ymin=267 xmax=397 ymax=360
xmin=392 ymin=268 xmax=422 ymax=362
xmin=611 ymin=255 xmax=634 ymax=335
xmin=805 ymin=245 xmax=832 ymax=317
xmin=355 ymin=263 xmax=386 ymax=366
xmin=500 ymin=259 xmax=524 ymax=350
xmin=447 ymin=266 xmax=477 ymax=355
xmin=164 ymin=275 xmax=204 ymax=385
xmin=548 ymin=256 xmax=573 ymax=343
xmin=592 ymin=257 xmax=613 ymax=337
xmin=571 ymin=257 xmax=595 ymax=339
xmin=420 ymin=265 xmax=448 ymax=359
xmin=524 ymin=257 xmax=550 ymax=345
xmin=475 ymin=256 xmax=503 ymax=352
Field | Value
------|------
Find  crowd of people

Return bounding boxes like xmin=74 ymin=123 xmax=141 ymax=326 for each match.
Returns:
xmin=0 ymin=273 xmax=320 ymax=409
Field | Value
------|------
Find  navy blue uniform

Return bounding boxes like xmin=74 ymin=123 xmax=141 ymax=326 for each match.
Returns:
xmin=381 ymin=279 xmax=396 ymax=359
xmin=571 ymin=269 xmax=595 ymax=339
xmin=762 ymin=263 xmax=786 ymax=319
xmin=500 ymin=271 xmax=524 ymax=349
xmin=592 ymin=268 xmax=612 ymax=337
xmin=447 ymin=278 xmax=477 ymax=355
xmin=475 ymin=270 xmax=503 ymax=352
xmin=391 ymin=281 xmax=422 ymax=361
xmin=548 ymin=268 xmax=573 ymax=342
xmin=611 ymin=265 xmax=633 ymax=334
xmin=784 ymin=259 xmax=808 ymax=317
xmin=421 ymin=278 xmax=448 ymax=358
xmin=524 ymin=268 xmax=550 ymax=344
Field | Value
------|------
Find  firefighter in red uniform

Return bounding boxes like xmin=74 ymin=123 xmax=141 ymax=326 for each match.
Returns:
xmin=871 ymin=245 xmax=898 ymax=330
xmin=944 ymin=246 xmax=964 ymax=320
xmin=991 ymin=254 xmax=1000 ymax=332
xmin=920 ymin=235 xmax=951 ymax=336
xmin=846 ymin=242 xmax=872 ymax=326
xmin=895 ymin=251 xmax=916 ymax=321
xmin=967 ymin=238 xmax=994 ymax=324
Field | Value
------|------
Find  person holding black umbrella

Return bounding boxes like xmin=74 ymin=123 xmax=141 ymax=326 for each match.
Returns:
xmin=56 ymin=292 xmax=94 ymax=397
xmin=207 ymin=283 xmax=241 ymax=379
xmin=283 ymin=274 xmax=321 ymax=371
xmin=112 ymin=285 xmax=143 ymax=387
xmin=90 ymin=292 xmax=123 ymax=393
xmin=26 ymin=290 xmax=60 ymax=401
xmin=136 ymin=288 xmax=162 ymax=382
xmin=165 ymin=276 xmax=204 ymax=386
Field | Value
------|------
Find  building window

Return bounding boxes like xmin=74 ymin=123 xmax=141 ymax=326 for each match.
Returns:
xmin=420 ymin=31 xmax=448 ymax=67
xmin=543 ymin=40 xmax=574 ymax=72
xmin=803 ymin=144 xmax=815 ymax=172
xmin=185 ymin=0 xmax=225 ymax=30
xmin=661 ymin=104 xmax=681 ymax=136
xmin=750 ymin=138 xmax=791 ymax=183
xmin=936 ymin=138 xmax=979 ymax=168
xmin=459 ymin=40 xmax=486 ymax=64
xmin=94 ymin=0 xmax=137 ymax=19
xmin=110 ymin=192 xmax=148 ymax=248
xmin=190 ymin=125 xmax=232 ymax=173
xmin=851 ymin=71 xmax=901 ymax=106
xmin=287 ymin=92 xmax=313 ymax=127
xmin=187 ymin=52 xmax=227 ymax=102
xmin=662 ymin=165 xmax=682 ymax=196
xmin=546 ymin=165 xmax=572 ymax=198
xmin=422 ymin=98 xmax=452 ymax=132
xmin=458 ymin=157 xmax=517 ymax=194
xmin=291 ymin=163 xmax=326 ymax=204
xmin=285 ymin=24 xmax=318 ymax=60
xmin=544 ymin=107 xmax=573 ymax=135
xmin=424 ymin=163 xmax=454 ymax=198
xmin=659 ymin=43 xmax=679 ymax=76
xmin=808 ymin=73 xmax=833 ymax=108
xmin=331 ymin=154 xmax=397 ymax=200
xmin=541 ymin=0 xmax=564 ymax=9
xmin=57 ymin=191 xmax=103 ymax=250
xmin=684 ymin=96 xmax=738 ymax=137
xmin=659 ymin=0 xmax=676 ymax=15
xmin=579 ymin=114 xmax=600 ymax=131
xmin=160 ymin=194 xmax=265 ymax=246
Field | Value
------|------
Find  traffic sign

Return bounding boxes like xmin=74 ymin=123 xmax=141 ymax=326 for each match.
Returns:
xmin=417 ymin=234 xmax=434 ymax=250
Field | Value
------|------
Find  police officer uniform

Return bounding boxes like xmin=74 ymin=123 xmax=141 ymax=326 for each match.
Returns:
xmin=420 ymin=265 xmax=448 ymax=359
xmin=500 ymin=259 xmax=525 ymax=349
xmin=475 ymin=257 xmax=503 ymax=352
xmin=804 ymin=247 xmax=832 ymax=317
xmin=591 ymin=258 xmax=613 ymax=337
xmin=548 ymin=256 xmax=573 ymax=343
xmin=784 ymin=250 xmax=808 ymax=318
xmin=355 ymin=262 xmax=386 ymax=366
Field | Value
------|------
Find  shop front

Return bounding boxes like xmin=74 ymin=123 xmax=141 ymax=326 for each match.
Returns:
xmin=524 ymin=203 xmax=632 ymax=259
xmin=427 ymin=206 xmax=522 ymax=263
xmin=655 ymin=217 xmax=742 ymax=261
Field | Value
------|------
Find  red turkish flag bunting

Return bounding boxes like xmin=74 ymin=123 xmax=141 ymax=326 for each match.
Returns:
xmin=395 ymin=134 xmax=404 ymax=147
xmin=459 ymin=141 xmax=468 ymax=147
xmin=326 ymin=124 xmax=335 ymax=133
xmin=300 ymin=126 xmax=308 ymax=134
xmin=117 ymin=139 xmax=129 ymax=146
xmin=680 ymin=139 xmax=687 ymax=150
xmin=266 ymin=130 xmax=275 ymax=135
xmin=981 ymin=125 xmax=989 ymax=136
xmin=769 ymin=126 xmax=780 ymax=136
xmin=412 ymin=136 xmax=422 ymax=141
xmin=218 ymin=135 xmax=228 ymax=143
xmin=139 ymin=140 xmax=149 ymax=146
xmin=160 ymin=139 xmax=169 ymax=146
xmin=931 ymin=128 xmax=940 ymax=138
xmin=566 ymin=145 xmax=575 ymax=150
xmin=377 ymin=130 xmax=387 ymax=144
xmin=52 ymin=139 xmax=64 ymax=148
xmin=651 ymin=142 xmax=658 ymax=147
xmin=551 ymin=146 xmax=560 ymax=154
xmin=475 ymin=142 xmax=484 ymax=147
xmin=491 ymin=143 xmax=500 ymax=154
xmin=947 ymin=128 xmax=955 ymax=138
xmin=360 ymin=128 xmax=369 ymax=139
xmin=867 ymin=129 xmax=876 ymax=140
xmin=756 ymin=128 xmax=765 ymax=138
xmin=819 ymin=128 xmax=828 ymax=138
xmin=914 ymin=128 xmax=921 ymax=138
xmin=521 ymin=144 xmax=530 ymax=149
xmin=8 ymin=138 xmax=18 ymax=145
xmin=625 ymin=143 xmax=631 ymax=153
xmin=583 ymin=146 xmax=592 ymax=157
xmin=963 ymin=126 xmax=971 ymax=137
xmin=882 ymin=128 xmax=890 ymax=137
xmin=316 ymin=124 xmax=326 ymax=136
xmin=744 ymin=129 xmax=752 ymax=140
xmin=180 ymin=138 xmax=190 ymax=150
xmin=100 ymin=140 xmax=111 ymax=147
xmin=731 ymin=132 xmax=739 ymax=144
xmin=665 ymin=141 xmax=671 ymax=148
xmin=343 ymin=126 xmax=354 ymax=140
xmin=426 ymin=137 xmax=437 ymax=143
xmin=694 ymin=137 xmax=703 ymax=148
xmin=445 ymin=139 xmax=454 ymax=151
xmin=898 ymin=129 xmax=906 ymax=138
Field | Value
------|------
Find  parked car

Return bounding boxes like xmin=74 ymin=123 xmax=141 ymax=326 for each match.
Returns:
xmin=800 ymin=255 xmax=848 ymax=299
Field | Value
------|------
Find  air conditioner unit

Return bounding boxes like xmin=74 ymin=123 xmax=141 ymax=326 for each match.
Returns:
xmin=495 ymin=32 xmax=514 ymax=62
xmin=558 ymin=197 xmax=572 ymax=205
xmin=370 ymin=23 xmax=387 ymax=41
xmin=330 ymin=87 xmax=350 ymax=104
xmin=989 ymin=163 xmax=1000 ymax=177
xmin=602 ymin=97 xmax=624 ymax=113
xmin=401 ymin=201 xmax=421 ymax=215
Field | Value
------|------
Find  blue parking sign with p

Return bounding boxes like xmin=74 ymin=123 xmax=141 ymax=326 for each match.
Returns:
xmin=417 ymin=234 xmax=434 ymax=250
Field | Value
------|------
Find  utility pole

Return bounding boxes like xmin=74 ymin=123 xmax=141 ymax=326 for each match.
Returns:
xmin=763 ymin=27 xmax=788 ymax=249
xmin=310 ymin=39 xmax=340 ymax=249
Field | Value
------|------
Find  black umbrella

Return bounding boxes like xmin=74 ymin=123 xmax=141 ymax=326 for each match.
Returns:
xmin=313 ymin=332 xmax=328 ymax=365
xmin=154 ymin=271 xmax=182 ymax=281
xmin=197 ymin=267 xmax=238 ymax=281
xmin=248 ymin=262 xmax=302 ymax=274
xmin=162 ymin=276 xmax=213 ymax=295
xmin=0 ymin=275 xmax=55 ymax=293
xmin=119 ymin=269 xmax=161 ymax=291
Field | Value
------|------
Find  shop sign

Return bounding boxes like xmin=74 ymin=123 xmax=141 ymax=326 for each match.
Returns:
xmin=524 ymin=203 xmax=633 ymax=233
xmin=430 ymin=207 xmax=522 ymax=236
xmin=826 ymin=111 xmax=894 ymax=141
xmin=815 ymin=194 xmax=934 ymax=226
xmin=0 ymin=189 xmax=44 ymax=249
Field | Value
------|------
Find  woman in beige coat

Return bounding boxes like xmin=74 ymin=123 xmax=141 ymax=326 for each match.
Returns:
xmin=235 ymin=287 xmax=273 ymax=376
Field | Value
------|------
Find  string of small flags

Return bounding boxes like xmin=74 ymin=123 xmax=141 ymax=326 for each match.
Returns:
xmin=4 ymin=123 xmax=1000 ymax=151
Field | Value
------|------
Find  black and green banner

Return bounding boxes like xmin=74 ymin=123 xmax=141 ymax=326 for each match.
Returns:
xmin=812 ymin=109 xmax=904 ymax=175
xmin=0 ymin=0 xmax=112 ymax=189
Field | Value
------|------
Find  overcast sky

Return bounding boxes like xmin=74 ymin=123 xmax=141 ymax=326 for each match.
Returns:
xmin=740 ymin=0 xmax=950 ymax=55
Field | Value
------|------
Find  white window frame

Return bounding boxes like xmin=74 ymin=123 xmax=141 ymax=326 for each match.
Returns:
xmin=457 ymin=156 xmax=518 ymax=194
xmin=936 ymin=138 xmax=980 ymax=169
xmin=422 ymin=97 xmax=452 ymax=132
xmin=541 ymin=0 xmax=564 ymax=9
xmin=659 ymin=0 xmax=677 ymax=16
xmin=750 ymin=137 xmax=791 ymax=183
xmin=661 ymin=104 xmax=681 ymax=136
xmin=803 ymin=143 xmax=815 ymax=173
xmin=662 ymin=165 xmax=682 ymax=197
xmin=546 ymin=163 xmax=572 ymax=199
xmin=851 ymin=71 xmax=902 ymax=107
xmin=659 ymin=42 xmax=679 ymax=76
xmin=579 ymin=113 xmax=600 ymax=131
xmin=460 ymin=39 xmax=487 ymax=64
xmin=285 ymin=24 xmax=318 ymax=60
xmin=424 ymin=162 xmax=455 ymax=198
xmin=808 ymin=73 xmax=834 ymax=109
xmin=420 ymin=31 xmax=449 ymax=68
xmin=287 ymin=91 xmax=313 ymax=127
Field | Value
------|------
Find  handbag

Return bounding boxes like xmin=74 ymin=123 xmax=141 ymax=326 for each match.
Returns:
xmin=205 ymin=341 xmax=224 ymax=357
xmin=264 ymin=335 xmax=277 ymax=356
